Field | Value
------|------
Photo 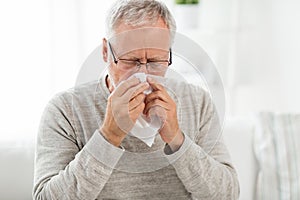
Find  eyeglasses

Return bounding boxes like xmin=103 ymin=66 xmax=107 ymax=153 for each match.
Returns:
xmin=108 ymin=42 xmax=172 ymax=73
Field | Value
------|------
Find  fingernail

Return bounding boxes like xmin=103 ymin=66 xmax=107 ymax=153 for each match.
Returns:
xmin=144 ymin=82 xmax=149 ymax=87
xmin=135 ymin=77 xmax=141 ymax=83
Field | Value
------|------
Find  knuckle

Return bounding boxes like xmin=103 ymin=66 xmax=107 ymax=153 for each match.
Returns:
xmin=136 ymin=96 xmax=142 ymax=102
xmin=139 ymin=94 xmax=145 ymax=101
xmin=140 ymin=103 xmax=145 ymax=110
xmin=130 ymin=92 xmax=137 ymax=99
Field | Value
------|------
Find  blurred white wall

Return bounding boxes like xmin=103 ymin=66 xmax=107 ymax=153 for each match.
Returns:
xmin=0 ymin=0 xmax=52 ymax=140
xmin=231 ymin=0 xmax=300 ymax=115
xmin=173 ymin=0 xmax=300 ymax=116
xmin=0 ymin=0 xmax=115 ymax=140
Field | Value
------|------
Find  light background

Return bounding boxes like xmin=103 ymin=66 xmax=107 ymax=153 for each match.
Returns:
xmin=0 ymin=0 xmax=299 ymax=141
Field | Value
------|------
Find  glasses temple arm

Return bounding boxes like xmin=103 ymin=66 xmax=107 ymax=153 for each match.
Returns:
xmin=108 ymin=42 xmax=118 ymax=64
xmin=168 ymin=48 xmax=172 ymax=66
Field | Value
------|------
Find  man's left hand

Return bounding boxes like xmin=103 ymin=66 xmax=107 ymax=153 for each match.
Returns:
xmin=144 ymin=77 xmax=184 ymax=151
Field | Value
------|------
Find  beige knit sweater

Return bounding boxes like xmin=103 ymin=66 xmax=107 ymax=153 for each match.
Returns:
xmin=33 ymin=76 xmax=239 ymax=199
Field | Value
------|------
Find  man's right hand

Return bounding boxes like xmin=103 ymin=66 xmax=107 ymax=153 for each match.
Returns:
xmin=100 ymin=76 xmax=150 ymax=147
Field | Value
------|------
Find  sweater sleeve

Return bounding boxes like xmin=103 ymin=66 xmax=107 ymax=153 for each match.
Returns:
xmin=33 ymin=94 xmax=124 ymax=200
xmin=165 ymin=92 xmax=240 ymax=200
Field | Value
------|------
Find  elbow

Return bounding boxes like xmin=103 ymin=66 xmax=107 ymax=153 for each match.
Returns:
xmin=32 ymin=185 xmax=43 ymax=200
xmin=232 ymin=173 xmax=240 ymax=200
xmin=222 ymin=168 xmax=240 ymax=200
xmin=212 ymin=167 xmax=240 ymax=199
xmin=32 ymin=181 xmax=50 ymax=200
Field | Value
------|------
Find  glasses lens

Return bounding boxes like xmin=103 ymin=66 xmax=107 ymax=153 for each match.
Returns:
xmin=117 ymin=60 xmax=169 ymax=73
xmin=148 ymin=62 xmax=168 ymax=72
xmin=118 ymin=60 xmax=139 ymax=71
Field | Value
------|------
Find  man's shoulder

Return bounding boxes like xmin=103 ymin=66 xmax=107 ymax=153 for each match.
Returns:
xmin=48 ymin=80 xmax=103 ymax=109
xmin=165 ymin=78 xmax=209 ymax=100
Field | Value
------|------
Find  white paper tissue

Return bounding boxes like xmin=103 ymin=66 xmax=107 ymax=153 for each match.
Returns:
xmin=129 ymin=73 xmax=164 ymax=147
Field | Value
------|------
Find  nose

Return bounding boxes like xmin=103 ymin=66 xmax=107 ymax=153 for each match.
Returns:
xmin=137 ymin=63 xmax=149 ymax=73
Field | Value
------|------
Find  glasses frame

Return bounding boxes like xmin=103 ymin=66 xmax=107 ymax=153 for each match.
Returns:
xmin=108 ymin=42 xmax=172 ymax=71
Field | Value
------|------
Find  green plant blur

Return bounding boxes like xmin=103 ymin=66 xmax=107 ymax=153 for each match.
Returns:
xmin=175 ymin=0 xmax=199 ymax=4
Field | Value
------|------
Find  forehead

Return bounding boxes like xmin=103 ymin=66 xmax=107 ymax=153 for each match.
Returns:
xmin=109 ymin=18 xmax=171 ymax=56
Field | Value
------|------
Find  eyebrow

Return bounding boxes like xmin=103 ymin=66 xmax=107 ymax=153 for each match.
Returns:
xmin=120 ymin=56 xmax=140 ymax=60
xmin=148 ymin=56 xmax=168 ymax=60
xmin=118 ymin=52 xmax=139 ymax=60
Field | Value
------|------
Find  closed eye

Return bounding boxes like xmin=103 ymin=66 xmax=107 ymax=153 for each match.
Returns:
xmin=147 ymin=59 xmax=169 ymax=63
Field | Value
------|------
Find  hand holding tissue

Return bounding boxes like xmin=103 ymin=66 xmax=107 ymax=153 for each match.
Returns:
xmin=129 ymin=73 xmax=165 ymax=147
xmin=100 ymin=75 xmax=150 ymax=147
xmin=130 ymin=73 xmax=184 ymax=149
xmin=100 ymin=72 xmax=184 ymax=149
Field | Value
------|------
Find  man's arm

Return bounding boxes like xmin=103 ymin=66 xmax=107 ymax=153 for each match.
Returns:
xmin=165 ymin=91 xmax=240 ymax=200
xmin=33 ymin=94 xmax=124 ymax=200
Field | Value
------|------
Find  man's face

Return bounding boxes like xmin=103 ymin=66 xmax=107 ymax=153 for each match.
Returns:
xmin=103 ymin=17 xmax=171 ymax=87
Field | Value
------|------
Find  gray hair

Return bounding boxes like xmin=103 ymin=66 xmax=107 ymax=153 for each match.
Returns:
xmin=105 ymin=0 xmax=176 ymax=42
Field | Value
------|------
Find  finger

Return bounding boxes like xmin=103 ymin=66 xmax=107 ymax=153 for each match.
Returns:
xmin=123 ymin=82 xmax=149 ymax=101
xmin=145 ymin=90 xmax=169 ymax=104
xmin=114 ymin=76 xmax=140 ymax=97
xmin=129 ymin=82 xmax=149 ymax=100
xmin=144 ymin=99 xmax=170 ymax=115
xmin=129 ymin=102 xmax=145 ymax=121
xmin=147 ymin=77 xmax=165 ymax=91
xmin=129 ymin=93 xmax=146 ymax=111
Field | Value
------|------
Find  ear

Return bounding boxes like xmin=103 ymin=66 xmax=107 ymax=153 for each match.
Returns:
xmin=102 ymin=38 xmax=108 ymax=62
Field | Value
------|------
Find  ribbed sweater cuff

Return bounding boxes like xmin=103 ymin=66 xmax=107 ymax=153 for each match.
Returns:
xmin=84 ymin=130 xmax=125 ymax=168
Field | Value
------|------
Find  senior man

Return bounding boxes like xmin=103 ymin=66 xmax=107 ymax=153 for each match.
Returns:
xmin=33 ymin=0 xmax=239 ymax=199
